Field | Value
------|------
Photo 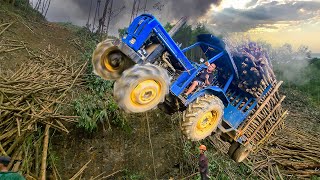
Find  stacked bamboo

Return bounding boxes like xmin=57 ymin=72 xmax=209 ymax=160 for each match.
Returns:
xmin=233 ymin=45 xmax=275 ymax=98
xmin=237 ymin=82 xmax=286 ymax=149
xmin=0 ymin=38 xmax=86 ymax=178
xmin=250 ymin=127 xmax=320 ymax=179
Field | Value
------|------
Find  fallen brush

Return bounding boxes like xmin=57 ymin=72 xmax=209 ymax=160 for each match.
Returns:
xmin=0 ymin=38 xmax=86 ymax=179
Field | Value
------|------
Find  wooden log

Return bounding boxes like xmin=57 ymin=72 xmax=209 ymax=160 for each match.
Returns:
xmin=257 ymin=110 xmax=288 ymax=147
xmin=238 ymin=81 xmax=283 ymax=136
xmin=0 ymin=142 xmax=8 ymax=156
xmin=40 ymin=124 xmax=50 ymax=180
xmin=245 ymin=96 xmax=285 ymax=146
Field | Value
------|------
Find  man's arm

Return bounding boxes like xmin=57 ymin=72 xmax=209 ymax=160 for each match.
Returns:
xmin=205 ymin=74 xmax=210 ymax=85
xmin=205 ymin=73 xmax=215 ymax=85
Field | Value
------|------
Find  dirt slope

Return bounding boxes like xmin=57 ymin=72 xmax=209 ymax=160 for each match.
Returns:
xmin=0 ymin=5 xmax=80 ymax=72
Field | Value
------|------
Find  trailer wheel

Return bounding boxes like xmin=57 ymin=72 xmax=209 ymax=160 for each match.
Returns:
xmin=182 ymin=95 xmax=224 ymax=141
xmin=232 ymin=145 xmax=251 ymax=163
xmin=92 ymin=39 xmax=134 ymax=80
xmin=114 ymin=64 xmax=170 ymax=113
xmin=227 ymin=141 xmax=240 ymax=157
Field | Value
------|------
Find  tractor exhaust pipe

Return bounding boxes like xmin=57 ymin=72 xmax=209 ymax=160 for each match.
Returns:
xmin=168 ymin=16 xmax=188 ymax=37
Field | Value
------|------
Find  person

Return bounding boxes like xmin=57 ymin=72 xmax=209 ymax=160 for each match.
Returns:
xmin=0 ymin=156 xmax=25 ymax=180
xmin=199 ymin=144 xmax=210 ymax=180
xmin=184 ymin=63 xmax=217 ymax=97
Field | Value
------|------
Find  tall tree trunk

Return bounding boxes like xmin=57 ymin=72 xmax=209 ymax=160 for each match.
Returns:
xmin=105 ymin=0 xmax=113 ymax=37
xmin=44 ymin=0 xmax=51 ymax=17
xmin=86 ymin=0 xmax=94 ymax=29
xmin=92 ymin=0 xmax=102 ymax=32
xmin=98 ymin=0 xmax=110 ymax=36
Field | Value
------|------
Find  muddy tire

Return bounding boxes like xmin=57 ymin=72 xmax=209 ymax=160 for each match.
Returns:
xmin=227 ymin=141 xmax=240 ymax=157
xmin=92 ymin=39 xmax=134 ymax=80
xmin=232 ymin=145 xmax=251 ymax=163
xmin=114 ymin=64 xmax=170 ymax=113
xmin=182 ymin=95 xmax=224 ymax=141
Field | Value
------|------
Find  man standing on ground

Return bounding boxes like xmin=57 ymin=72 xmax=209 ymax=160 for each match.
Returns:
xmin=0 ymin=156 xmax=25 ymax=180
xmin=199 ymin=144 xmax=210 ymax=180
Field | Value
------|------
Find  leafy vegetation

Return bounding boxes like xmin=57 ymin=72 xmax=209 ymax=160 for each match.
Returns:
xmin=122 ymin=170 xmax=145 ymax=180
xmin=290 ymin=58 xmax=320 ymax=106
xmin=3 ymin=0 xmax=44 ymax=19
xmin=180 ymin=140 xmax=259 ymax=180
xmin=73 ymin=93 xmax=127 ymax=132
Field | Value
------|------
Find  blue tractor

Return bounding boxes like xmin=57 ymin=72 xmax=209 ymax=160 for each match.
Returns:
xmin=92 ymin=14 xmax=287 ymax=162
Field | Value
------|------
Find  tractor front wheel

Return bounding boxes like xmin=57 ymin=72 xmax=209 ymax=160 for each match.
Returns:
xmin=182 ymin=95 xmax=224 ymax=141
xmin=92 ymin=39 xmax=134 ymax=80
xmin=113 ymin=64 xmax=170 ymax=113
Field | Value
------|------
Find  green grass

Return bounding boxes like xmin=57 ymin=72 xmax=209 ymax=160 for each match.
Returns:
xmin=181 ymin=141 xmax=259 ymax=180
xmin=0 ymin=0 xmax=44 ymax=20
xmin=121 ymin=170 xmax=145 ymax=180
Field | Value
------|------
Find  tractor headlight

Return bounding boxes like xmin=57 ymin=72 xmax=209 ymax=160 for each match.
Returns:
xmin=129 ymin=38 xmax=136 ymax=44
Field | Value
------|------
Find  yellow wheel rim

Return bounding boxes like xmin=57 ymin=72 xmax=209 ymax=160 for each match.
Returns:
xmin=196 ymin=110 xmax=219 ymax=132
xmin=130 ymin=80 xmax=161 ymax=106
xmin=103 ymin=48 xmax=122 ymax=72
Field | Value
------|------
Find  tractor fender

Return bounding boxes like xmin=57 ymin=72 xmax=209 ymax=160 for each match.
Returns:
xmin=186 ymin=86 xmax=229 ymax=107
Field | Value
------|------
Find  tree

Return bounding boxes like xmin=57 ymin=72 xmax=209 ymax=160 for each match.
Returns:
xmin=118 ymin=27 xmax=128 ymax=38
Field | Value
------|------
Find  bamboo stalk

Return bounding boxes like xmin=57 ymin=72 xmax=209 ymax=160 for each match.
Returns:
xmin=239 ymin=81 xmax=283 ymax=135
xmin=40 ymin=124 xmax=50 ymax=180
xmin=69 ymin=159 xmax=92 ymax=180
xmin=0 ymin=22 xmax=15 ymax=36
xmin=245 ymin=96 xmax=286 ymax=146
xmin=0 ymin=142 xmax=8 ymax=156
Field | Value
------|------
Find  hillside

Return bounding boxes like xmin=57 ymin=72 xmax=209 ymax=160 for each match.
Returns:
xmin=0 ymin=3 xmax=319 ymax=180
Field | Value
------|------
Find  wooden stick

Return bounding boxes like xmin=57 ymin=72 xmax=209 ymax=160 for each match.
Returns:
xmin=146 ymin=112 xmax=157 ymax=179
xmin=50 ymin=153 xmax=62 ymax=180
xmin=0 ymin=23 xmax=10 ymax=27
xmin=12 ymin=150 xmax=23 ymax=172
xmin=180 ymin=172 xmax=199 ymax=180
xmin=40 ymin=124 xmax=50 ymax=180
xmin=0 ymin=142 xmax=8 ymax=156
xmin=239 ymin=81 xmax=283 ymax=135
xmin=69 ymin=159 xmax=92 ymax=180
xmin=35 ymin=141 xmax=40 ymax=177
xmin=99 ymin=169 xmax=124 ymax=180
xmin=6 ymin=131 xmax=27 ymax=155
xmin=19 ymin=20 xmax=35 ymax=34
xmin=245 ymin=96 xmax=286 ymax=146
xmin=0 ymin=22 xmax=15 ymax=36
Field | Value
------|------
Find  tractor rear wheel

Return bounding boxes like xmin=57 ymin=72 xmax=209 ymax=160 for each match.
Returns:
xmin=182 ymin=95 xmax=224 ymax=141
xmin=92 ymin=39 xmax=134 ymax=80
xmin=114 ymin=64 xmax=170 ymax=113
